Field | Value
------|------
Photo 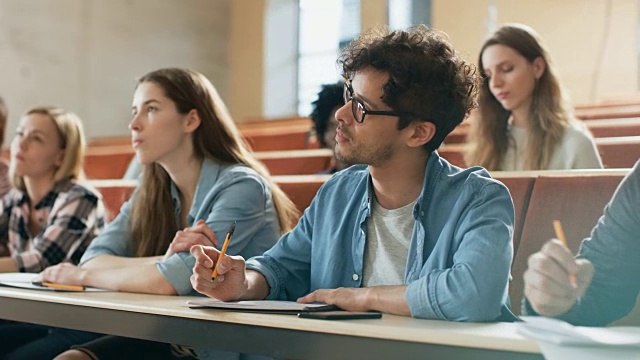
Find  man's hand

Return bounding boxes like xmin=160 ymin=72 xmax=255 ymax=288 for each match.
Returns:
xmin=298 ymin=287 xmax=372 ymax=312
xmin=164 ymin=220 xmax=218 ymax=261
xmin=524 ymin=239 xmax=594 ymax=317
xmin=190 ymin=245 xmax=249 ymax=301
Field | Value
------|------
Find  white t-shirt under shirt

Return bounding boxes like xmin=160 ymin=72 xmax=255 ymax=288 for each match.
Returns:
xmin=500 ymin=121 xmax=603 ymax=171
xmin=362 ymin=197 xmax=417 ymax=287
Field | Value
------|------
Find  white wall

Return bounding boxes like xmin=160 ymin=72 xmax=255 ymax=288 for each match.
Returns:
xmin=0 ymin=0 xmax=230 ymax=139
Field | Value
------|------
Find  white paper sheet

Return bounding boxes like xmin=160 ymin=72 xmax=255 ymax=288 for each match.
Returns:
xmin=519 ymin=316 xmax=640 ymax=360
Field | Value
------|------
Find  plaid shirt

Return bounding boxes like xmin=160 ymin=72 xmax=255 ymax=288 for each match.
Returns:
xmin=0 ymin=178 xmax=106 ymax=272
xmin=0 ymin=160 xmax=11 ymax=198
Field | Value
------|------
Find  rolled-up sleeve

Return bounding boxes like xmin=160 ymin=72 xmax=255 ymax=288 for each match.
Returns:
xmin=406 ymin=182 xmax=514 ymax=321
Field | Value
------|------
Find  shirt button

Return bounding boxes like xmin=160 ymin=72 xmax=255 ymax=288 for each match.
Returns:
xmin=352 ymin=274 xmax=359 ymax=281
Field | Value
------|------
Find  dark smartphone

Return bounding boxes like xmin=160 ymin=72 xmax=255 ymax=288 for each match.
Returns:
xmin=297 ymin=311 xmax=382 ymax=320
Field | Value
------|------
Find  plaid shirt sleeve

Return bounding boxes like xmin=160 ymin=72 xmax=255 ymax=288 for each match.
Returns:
xmin=12 ymin=187 xmax=105 ymax=273
xmin=0 ymin=191 xmax=12 ymax=257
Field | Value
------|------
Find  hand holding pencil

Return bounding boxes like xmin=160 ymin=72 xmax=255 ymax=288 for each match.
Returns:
xmin=212 ymin=221 xmax=236 ymax=279
xmin=522 ymin=220 xmax=595 ymax=317
xmin=190 ymin=221 xmax=256 ymax=302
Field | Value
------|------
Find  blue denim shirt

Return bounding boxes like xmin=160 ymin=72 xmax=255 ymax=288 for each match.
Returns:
xmin=525 ymin=161 xmax=640 ymax=326
xmin=80 ymin=158 xmax=281 ymax=295
xmin=247 ymin=152 xmax=515 ymax=322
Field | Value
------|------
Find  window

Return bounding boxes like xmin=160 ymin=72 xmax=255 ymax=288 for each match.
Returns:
xmin=388 ymin=0 xmax=431 ymax=29
xmin=297 ymin=0 xmax=360 ymax=116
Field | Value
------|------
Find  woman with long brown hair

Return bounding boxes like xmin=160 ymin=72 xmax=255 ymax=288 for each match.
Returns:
xmin=20 ymin=68 xmax=297 ymax=360
xmin=465 ymin=23 xmax=602 ymax=171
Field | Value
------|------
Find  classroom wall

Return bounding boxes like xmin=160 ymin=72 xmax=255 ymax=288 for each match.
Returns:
xmin=0 ymin=0 xmax=231 ymax=139
xmin=432 ymin=0 xmax=638 ymax=105
xmin=228 ymin=0 xmax=265 ymax=123
xmin=1 ymin=0 xmax=637 ymax=140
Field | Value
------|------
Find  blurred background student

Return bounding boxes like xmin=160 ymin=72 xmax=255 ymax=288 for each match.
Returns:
xmin=0 ymin=106 xmax=107 ymax=358
xmin=0 ymin=106 xmax=105 ymax=273
xmin=310 ymin=82 xmax=349 ymax=173
xmin=465 ymin=23 xmax=602 ymax=171
xmin=0 ymin=97 xmax=12 ymax=197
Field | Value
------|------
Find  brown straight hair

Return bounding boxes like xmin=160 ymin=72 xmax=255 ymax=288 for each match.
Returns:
xmin=130 ymin=68 xmax=298 ymax=257
xmin=465 ymin=23 xmax=573 ymax=170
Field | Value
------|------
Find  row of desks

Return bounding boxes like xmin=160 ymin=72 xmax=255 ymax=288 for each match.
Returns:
xmin=0 ymin=287 xmax=542 ymax=359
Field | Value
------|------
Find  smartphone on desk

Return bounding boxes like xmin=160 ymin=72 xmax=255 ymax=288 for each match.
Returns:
xmin=298 ymin=311 xmax=382 ymax=320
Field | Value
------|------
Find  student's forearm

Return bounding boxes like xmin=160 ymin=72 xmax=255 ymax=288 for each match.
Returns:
xmin=365 ymin=286 xmax=411 ymax=316
xmin=81 ymin=255 xmax=163 ymax=270
xmin=240 ymin=270 xmax=270 ymax=300
xmin=0 ymin=257 xmax=18 ymax=273
xmin=83 ymin=264 xmax=176 ymax=295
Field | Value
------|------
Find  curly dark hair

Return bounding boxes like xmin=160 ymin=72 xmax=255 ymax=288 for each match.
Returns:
xmin=338 ymin=25 xmax=479 ymax=152
xmin=309 ymin=82 xmax=344 ymax=147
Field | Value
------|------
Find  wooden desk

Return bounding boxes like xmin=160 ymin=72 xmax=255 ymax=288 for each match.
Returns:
xmin=0 ymin=288 xmax=542 ymax=360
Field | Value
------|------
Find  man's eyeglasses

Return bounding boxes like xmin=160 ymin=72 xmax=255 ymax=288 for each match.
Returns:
xmin=343 ymin=81 xmax=414 ymax=123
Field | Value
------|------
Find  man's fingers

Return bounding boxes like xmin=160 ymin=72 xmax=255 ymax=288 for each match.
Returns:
xmin=541 ymin=239 xmax=579 ymax=275
xmin=527 ymin=252 xmax=575 ymax=290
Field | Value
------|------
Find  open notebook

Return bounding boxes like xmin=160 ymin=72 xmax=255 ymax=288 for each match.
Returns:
xmin=0 ymin=272 xmax=108 ymax=292
xmin=187 ymin=299 xmax=338 ymax=314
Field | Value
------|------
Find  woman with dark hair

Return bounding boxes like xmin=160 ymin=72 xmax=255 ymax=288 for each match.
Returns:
xmin=7 ymin=68 xmax=297 ymax=360
xmin=465 ymin=23 xmax=602 ymax=170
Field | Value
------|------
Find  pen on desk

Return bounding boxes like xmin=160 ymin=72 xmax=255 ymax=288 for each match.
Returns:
xmin=212 ymin=221 xmax=236 ymax=280
xmin=33 ymin=281 xmax=85 ymax=291
xmin=552 ymin=220 xmax=578 ymax=288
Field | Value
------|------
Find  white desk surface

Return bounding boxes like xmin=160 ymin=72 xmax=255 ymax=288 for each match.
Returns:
xmin=0 ymin=287 xmax=542 ymax=360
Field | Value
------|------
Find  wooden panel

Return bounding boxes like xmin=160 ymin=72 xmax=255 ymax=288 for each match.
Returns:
xmin=84 ymin=146 xmax=135 ymax=179
xmin=510 ymin=172 xmax=627 ymax=315
xmin=88 ymin=179 xmax=137 ymax=222
xmin=596 ymin=136 xmax=640 ymax=169
xmin=274 ymin=175 xmax=330 ymax=216
xmin=256 ymin=149 xmax=332 ymax=175
xmin=493 ymin=175 xmax=536 ymax=254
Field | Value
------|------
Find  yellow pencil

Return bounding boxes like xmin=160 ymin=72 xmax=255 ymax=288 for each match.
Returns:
xmin=212 ymin=221 xmax=236 ymax=279
xmin=34 ymin=282 xmax=85 ymax=291
xmin=552 ymin=220 xmax=578 ymax=288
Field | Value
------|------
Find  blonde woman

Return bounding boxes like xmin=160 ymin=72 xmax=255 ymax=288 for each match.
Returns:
xmin=0 ymin=106 xmax=107 ymax=359
xmin=465 ymin=23 xmax=603 ymax=171
xmin=0 ymin=106 xmax=105 ymax=273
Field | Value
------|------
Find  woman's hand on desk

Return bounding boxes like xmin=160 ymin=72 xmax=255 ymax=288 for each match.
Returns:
xmin=37 ymin=263 xmax=87 ymax=286
xmin=190 ymin=245 xmax=249 ymax=301
xmin=163 ymin=220 xmax=218 ymax=261
xmin=523 ymin=239 xmax=594 ymax=317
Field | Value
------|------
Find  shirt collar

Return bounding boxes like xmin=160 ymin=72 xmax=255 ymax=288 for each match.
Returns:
xmin=363 ymin=153 xmax=438 ymax=215
xmin=169 ymin=158 xmax=222 ymax=224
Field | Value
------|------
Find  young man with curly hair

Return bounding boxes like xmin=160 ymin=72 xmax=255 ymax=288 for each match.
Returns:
xmin=191 ymin=25 xmax=516 ymax=322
